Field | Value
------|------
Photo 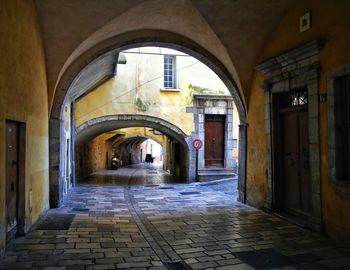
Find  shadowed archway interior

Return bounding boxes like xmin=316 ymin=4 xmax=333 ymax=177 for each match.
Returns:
xmin=49 ymin=33 xmax=247 ymax=208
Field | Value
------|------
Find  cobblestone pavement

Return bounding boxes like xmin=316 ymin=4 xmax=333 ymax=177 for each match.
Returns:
xmin=1 ymin=166 xmax=350 ymax=269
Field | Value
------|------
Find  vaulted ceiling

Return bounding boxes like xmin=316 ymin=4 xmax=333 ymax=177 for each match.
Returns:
xmin=34 ymin=0 xmax=291 ymax=106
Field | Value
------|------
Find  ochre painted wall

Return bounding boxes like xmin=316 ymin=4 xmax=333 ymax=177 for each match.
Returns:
xmin=75 ymin=51 xmax=231 ymax=136
xmin=246 ymin=73 xmax=268 ymax=208
xmin=0 ymin=0 xmax=49 ymax=252
xmin=247 ymin=0 xmax=350 ymax=242
xmin=75 ymin=77 xmax=194 ymax=135
xmin=77 ymin=134 xmax=109 ymax=178
xmin=76 ymin=128 xmax=169 ymax=179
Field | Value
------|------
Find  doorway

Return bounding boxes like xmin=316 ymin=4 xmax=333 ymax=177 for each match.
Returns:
xmin=205 ymin=115 xmax=225 ymax=167
xmin=274 ymin=89 xmax=312 ymax=216
xmin=6 ymin=120 xmax=26 ymax=241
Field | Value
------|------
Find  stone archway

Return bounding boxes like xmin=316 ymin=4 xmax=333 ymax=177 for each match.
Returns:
xmin=75 ymin=114 xmax=189 ymax=148
xmin=75 ymin=114 xmax=190 ymax=186
xmin=49 ymin=31 xmax=247 ymax=208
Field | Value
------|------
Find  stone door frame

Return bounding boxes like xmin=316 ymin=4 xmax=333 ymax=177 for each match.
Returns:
xmin=256 ymin=40 xmax=323 ymax=231
xmin=190 ymin=95 xmax=235 ymax=171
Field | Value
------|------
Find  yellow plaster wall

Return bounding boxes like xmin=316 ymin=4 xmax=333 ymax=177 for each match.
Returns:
xmin=75 ymin=77 xmax=194 ymax=135
xmin=77 ymin=128 xmax=168 ymax=178
xmin=0 ymin=0 xmax=49 ymax=251
xmin=75 ymin=51 xmax=229 ymax=135
xmin=81 ymin=134 xmax=109 ymax=176
xmin=246 ymin=73 xmax=268 ymax=208
xmin=247 ymin=0 xmax=350 ymax=242
xmin=113 ymin=128 xmax=167 ymax=147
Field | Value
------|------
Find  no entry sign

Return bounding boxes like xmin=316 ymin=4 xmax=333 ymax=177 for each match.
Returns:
xmin=192 ymin=139 xmax=203 ymax=150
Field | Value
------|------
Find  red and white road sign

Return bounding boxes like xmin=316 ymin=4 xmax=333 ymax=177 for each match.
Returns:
xmin=192 ymin=139 xmax=203 ymax=150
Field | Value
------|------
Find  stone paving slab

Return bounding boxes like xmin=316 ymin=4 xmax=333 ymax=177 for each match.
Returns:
xmin=1 ymin=167 xmax=350 ymax=269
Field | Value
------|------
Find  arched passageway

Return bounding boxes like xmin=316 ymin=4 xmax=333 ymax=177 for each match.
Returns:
xmin=49 ymin=32 xmax=247 ymax=208
xmin=112 ymin=136 xmax=164 ymax=167
xmin=74 ymin=115 xmax=190 ymax=184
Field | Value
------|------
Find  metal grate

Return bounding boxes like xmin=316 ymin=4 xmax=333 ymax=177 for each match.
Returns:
xmin=280 ymin=89 xmax=308 ymax=108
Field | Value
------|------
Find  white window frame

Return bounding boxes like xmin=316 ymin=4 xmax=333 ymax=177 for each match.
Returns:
xmin=163 ymin=55 xmax=177 ymax=89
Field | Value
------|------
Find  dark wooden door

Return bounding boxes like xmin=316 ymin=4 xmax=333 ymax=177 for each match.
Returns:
xmin=205 ymin=115 xmax=225 ymax=167
xmin=299 ymin=110 xmax=312 ymax=213
xmin=281 ymin=108 xmax=311 ymax=214
xmin=6 ymin=121 xmax=19 ymax=234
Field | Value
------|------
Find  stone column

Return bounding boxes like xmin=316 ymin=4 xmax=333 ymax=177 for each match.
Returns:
xmin=225 ymin=104 xmax=234 ymax=169
xmin=187 ymin=138 xmax=196 ymax=183
xmin=49 ymin=117 xmax=63 ymax=208
xmin=237 ymin=123 xmax=247 ymax=203
xmin=198 ymin=110 xmax=205 ymax=169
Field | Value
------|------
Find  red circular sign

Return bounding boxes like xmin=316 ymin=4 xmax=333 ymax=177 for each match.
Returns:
xmin=192 ymin=139 xmax=203 ymax=150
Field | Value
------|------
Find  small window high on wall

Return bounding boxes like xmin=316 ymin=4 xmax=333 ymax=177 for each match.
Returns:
xmin=164 ymin=56 xmax=176 ymax=89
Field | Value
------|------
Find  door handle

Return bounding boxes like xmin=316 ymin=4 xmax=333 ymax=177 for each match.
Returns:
xmin=212 ymin=138 xmax=216 ymax=142
xmin=12 ymin=160 xmax=18 ymax=166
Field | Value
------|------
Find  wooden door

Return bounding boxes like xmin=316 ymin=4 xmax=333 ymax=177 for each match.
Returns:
xmin=299 ymin=110 xmax=312 ymax=213
xmin=6 ymin=121 xmax=19 ymax=235
xmin=281 ymin=108 xmax=311 ymax=214
xmin=205 ymin=115 xmax=225 ymax=167
xmin=282 ymin=110 xmax=299 ymax=213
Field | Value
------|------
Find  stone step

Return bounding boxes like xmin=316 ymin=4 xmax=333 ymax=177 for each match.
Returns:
xmin=197 ymin=170 xmax=237 ymax=182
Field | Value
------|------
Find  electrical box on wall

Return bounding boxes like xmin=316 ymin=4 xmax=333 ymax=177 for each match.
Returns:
xmin=300 ymin=11 xmax=311 ymax=32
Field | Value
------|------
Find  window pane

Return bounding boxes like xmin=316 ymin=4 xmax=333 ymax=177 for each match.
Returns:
xmin=280 ymin=89 xmax=308 ymax=108
xmin=164 ymin=56 xmax=175 ymax=88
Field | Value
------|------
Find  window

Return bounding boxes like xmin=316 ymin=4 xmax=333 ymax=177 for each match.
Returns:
xmin=279 ymin=88 xmax=308 ymax=108
xmin=163 ymin=56 xmax=177 ymax=89
xmin=334 ymin=75 xmax=350 ymax=180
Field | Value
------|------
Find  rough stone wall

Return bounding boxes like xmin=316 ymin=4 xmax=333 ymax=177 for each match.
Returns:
xmin=0 ymin=0 xmax=49 ymax=253
xmin=76 ymin=134 xmax=109 ymax=179
xmin=248 ymin=0 xmax=350 ymax=242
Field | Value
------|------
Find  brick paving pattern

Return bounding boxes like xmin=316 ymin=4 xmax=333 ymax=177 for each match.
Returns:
xmin=1 ymin=165 xmax=350 ymax=269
